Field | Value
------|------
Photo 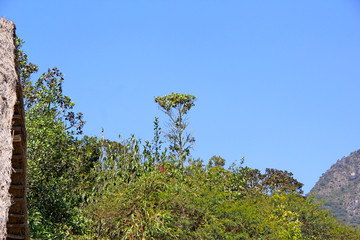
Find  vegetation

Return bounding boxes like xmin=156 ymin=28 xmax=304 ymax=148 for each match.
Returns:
xmin=17 ymin=38 xmax=98 ymax=238
xmin=17 ymin=38 xmax=360 ymax=239
xmin=155 ymin=93 xmax=196 ymax=166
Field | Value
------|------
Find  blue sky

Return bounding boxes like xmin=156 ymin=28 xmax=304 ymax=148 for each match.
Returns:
xmin=2 ymin=1 xmax=360 ymax=193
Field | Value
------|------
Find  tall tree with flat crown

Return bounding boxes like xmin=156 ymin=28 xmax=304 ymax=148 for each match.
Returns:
xmin=155 ymin=92 xmax=196 ymax=167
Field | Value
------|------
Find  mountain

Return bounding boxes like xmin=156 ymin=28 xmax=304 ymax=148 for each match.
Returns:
xmin=309 ymin=149 xmax=360 ymax=227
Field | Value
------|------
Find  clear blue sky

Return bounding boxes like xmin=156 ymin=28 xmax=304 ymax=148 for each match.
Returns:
xmin=2 ymin=1 xmax=360 ymax=193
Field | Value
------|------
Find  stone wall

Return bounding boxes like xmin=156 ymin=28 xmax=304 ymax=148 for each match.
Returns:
xmin=0 ymin=17 xmax=18 ymax=239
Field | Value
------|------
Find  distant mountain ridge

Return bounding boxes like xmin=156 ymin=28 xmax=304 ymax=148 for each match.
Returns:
xmin=310 ymin=149 xmax=360 ymax=227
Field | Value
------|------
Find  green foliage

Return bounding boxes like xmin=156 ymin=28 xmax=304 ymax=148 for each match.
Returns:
xmin=155 ymin=93 xmax=196 ymax=165
xmin=154 ymin=92 xmax=195 ymax=113
xmin=209 ymin=155 xmax=226 ymax=168
xmin=82 ymin=153 xmax=360 ymax=239
xmin=16 ymin=38 xmax=39 ymax=86
xmin=261 ymin=168 xmax=304 ymax=195
xmin=17 ymin=38 xmax=97 ymax=238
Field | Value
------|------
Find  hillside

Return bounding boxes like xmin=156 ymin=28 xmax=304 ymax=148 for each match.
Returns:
xmin=310 ymin=149 xmax=360 ymax=226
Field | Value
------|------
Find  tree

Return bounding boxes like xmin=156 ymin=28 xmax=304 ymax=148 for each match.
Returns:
xmin=155 ymin=92 xmax=196 ymax=166
xmin=261 ymin=168 xmax=304 ymax=195
xmin=209 ymin=155 xmax=226 ymax=168
xmin=17 ymin=38 xmax=97 ymax=238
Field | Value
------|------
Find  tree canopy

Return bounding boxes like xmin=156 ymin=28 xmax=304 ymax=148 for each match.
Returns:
xmin=155 ymin=92 xmax=196 ymax=165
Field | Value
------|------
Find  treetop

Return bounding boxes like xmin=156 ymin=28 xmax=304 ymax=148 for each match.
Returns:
xmin=154 ymin=92 xmax=196 ymax=113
